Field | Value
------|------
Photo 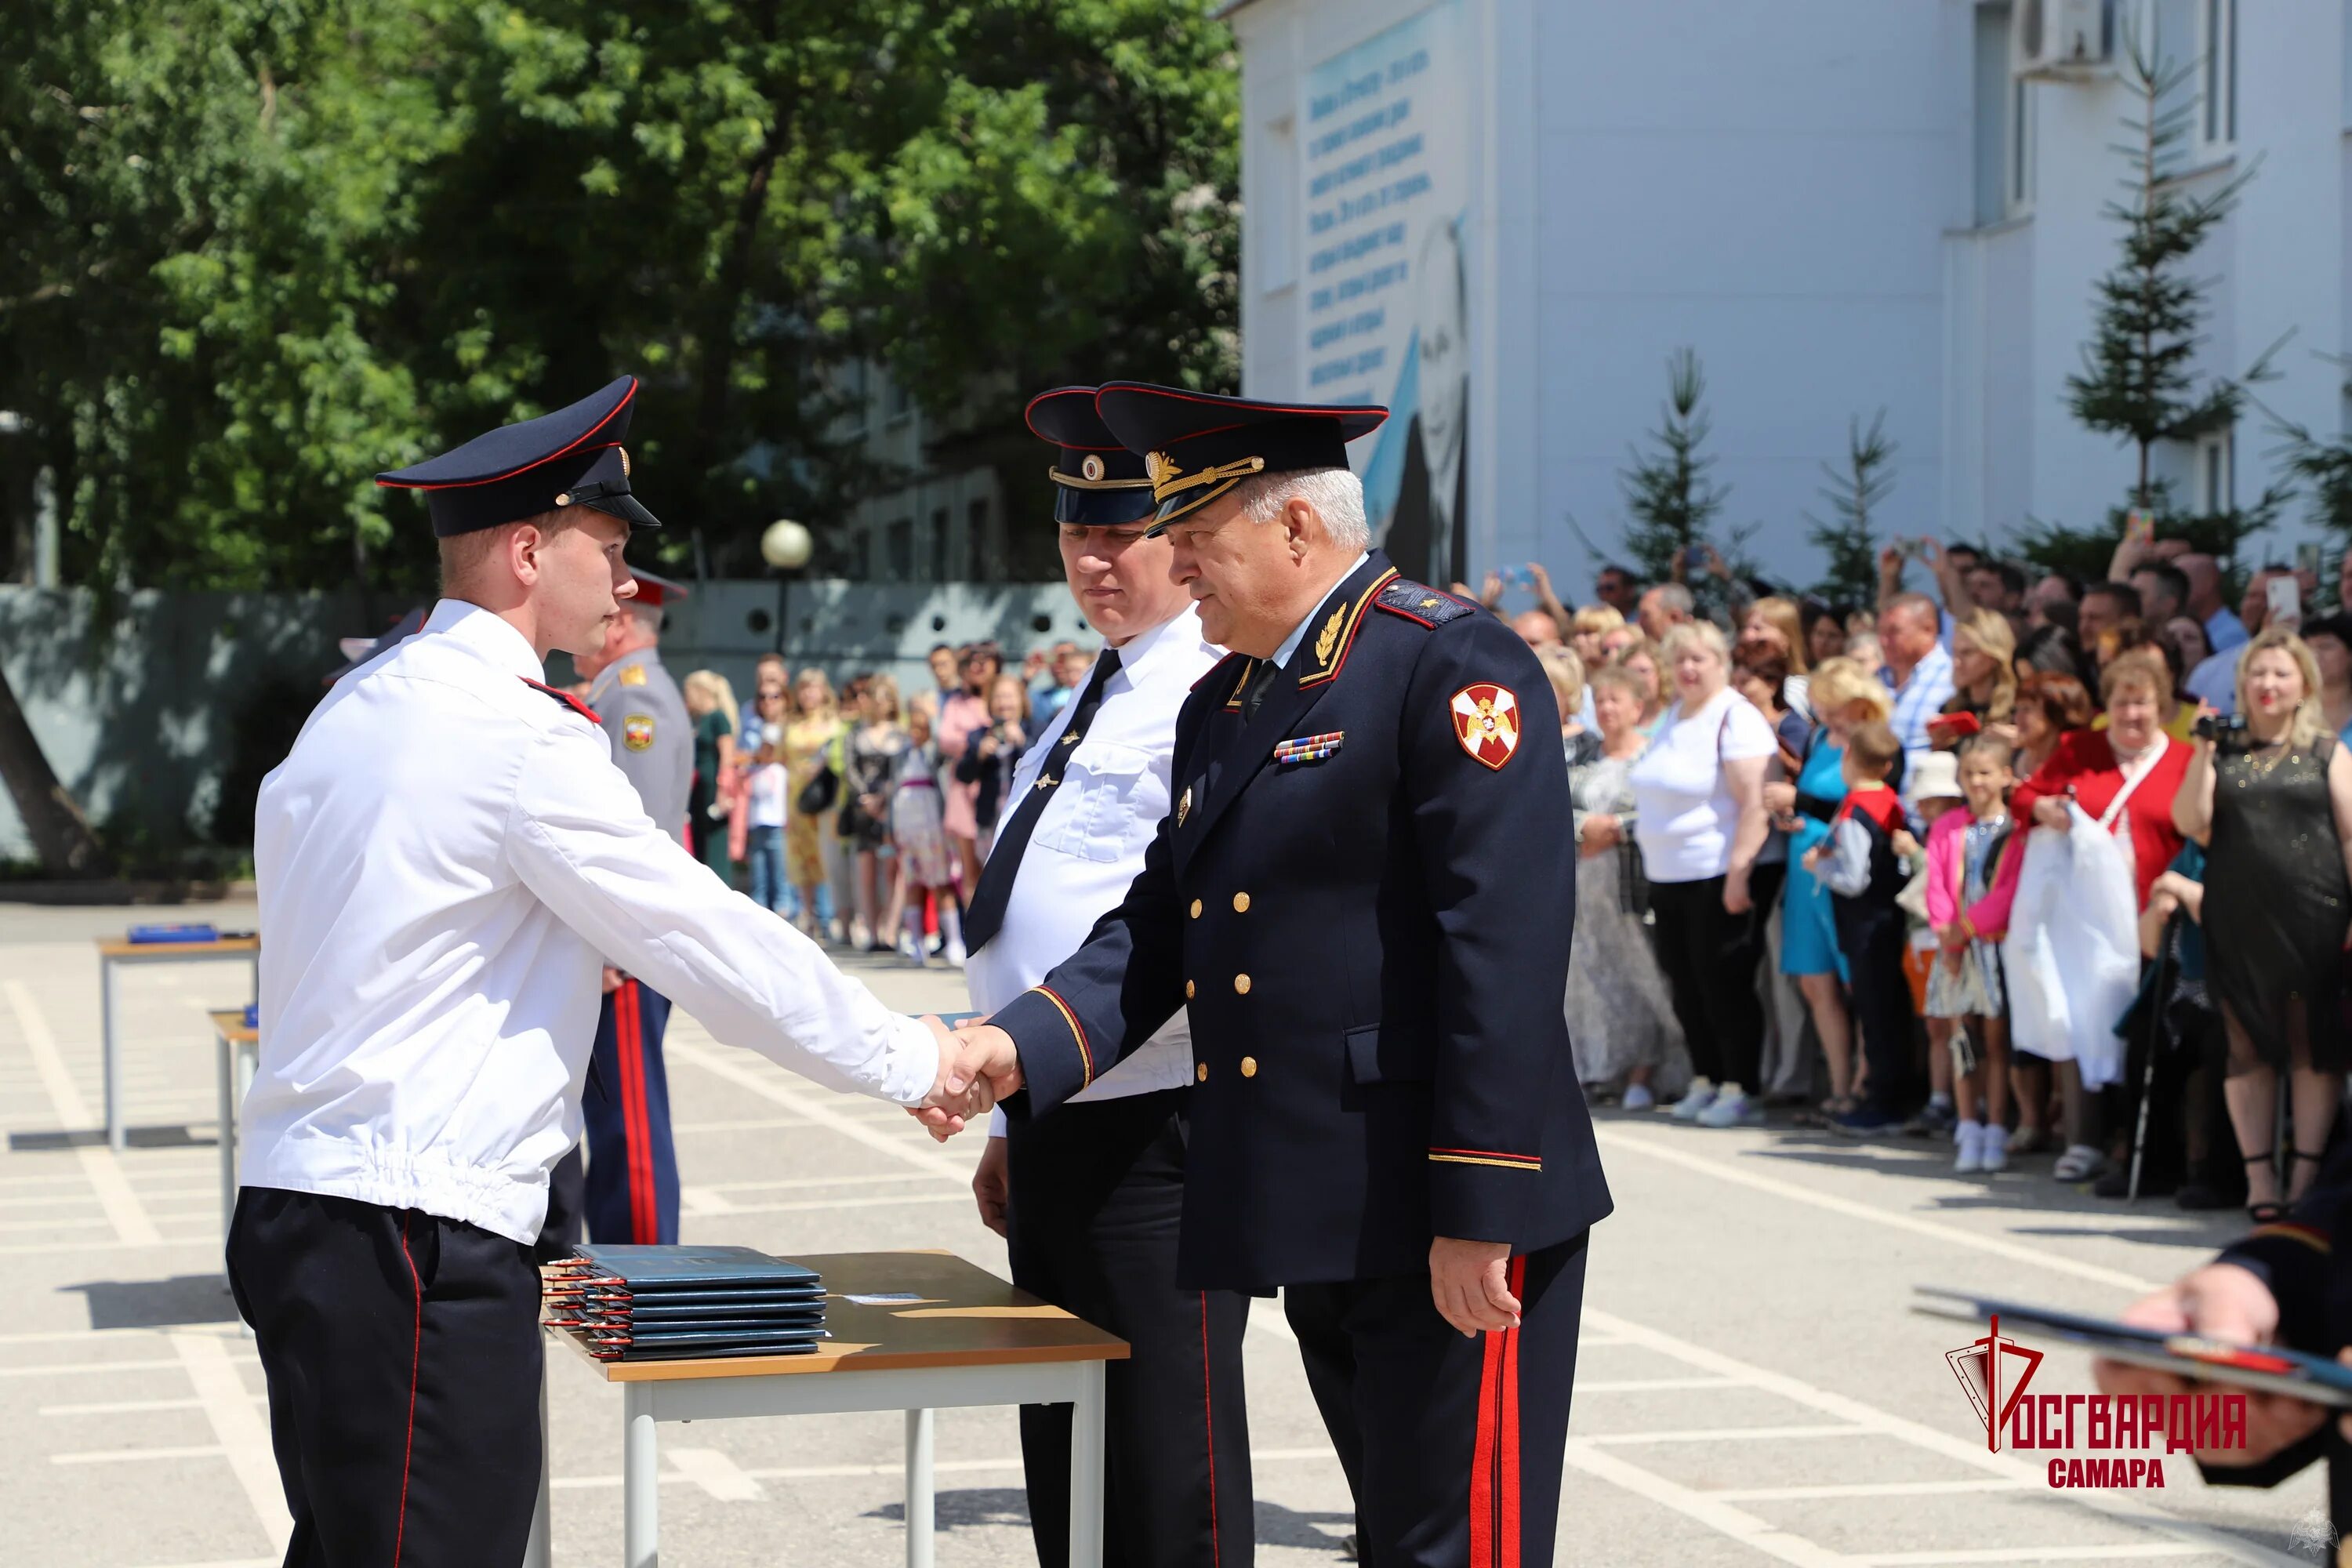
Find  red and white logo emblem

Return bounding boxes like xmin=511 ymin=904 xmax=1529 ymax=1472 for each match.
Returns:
xmin=1450 ymin=683 xmax=1520 ymax=769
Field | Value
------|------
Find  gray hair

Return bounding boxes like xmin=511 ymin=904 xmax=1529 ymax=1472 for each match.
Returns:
xmin=1648 ymin=582 xmax=1695 ymax=617
xmin=1232 ymin=467 xmax=1370 ymax=554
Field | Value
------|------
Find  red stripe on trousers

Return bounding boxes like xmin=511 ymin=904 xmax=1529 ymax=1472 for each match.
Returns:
xmin=1469 ymin=1256 xmax=1528 ymax=1568
xmin=393 ymin=1213 xmax=424 ymax=1566
xmin=617 ymin=983 xmax=656 ymax=1243
xmin=1201 ymin=1292 xmax=1221 ymax=1568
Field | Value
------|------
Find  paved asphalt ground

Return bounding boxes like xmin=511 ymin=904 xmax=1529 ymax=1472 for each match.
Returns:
xmin=0 ymin=899 xmax=2330 ymax=1566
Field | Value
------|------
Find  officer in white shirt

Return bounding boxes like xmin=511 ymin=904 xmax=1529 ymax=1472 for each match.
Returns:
xmin=237 ymin=376 xmax=1000 ymax=1567
xmin=962 ymin=387 xmax=1247 ymax=1568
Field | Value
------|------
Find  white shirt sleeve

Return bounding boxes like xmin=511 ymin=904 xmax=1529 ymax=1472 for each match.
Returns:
xmin=505 ymin=723 xmax=942 ymax=1105
xmin=1820 ymin=814 xmax=1875 ymax=897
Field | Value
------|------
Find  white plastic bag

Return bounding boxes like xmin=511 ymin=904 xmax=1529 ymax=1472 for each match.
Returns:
xmin=1999 ymin=804 xmax=2140 ymax=1089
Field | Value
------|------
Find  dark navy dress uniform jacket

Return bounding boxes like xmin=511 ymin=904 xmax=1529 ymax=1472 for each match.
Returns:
xmin=994 ymin=552 xmax=1613 ymax=1293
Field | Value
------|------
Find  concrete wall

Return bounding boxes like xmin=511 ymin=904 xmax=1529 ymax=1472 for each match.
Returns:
xmin=0 ymin=580 xmax=1083 ymax=862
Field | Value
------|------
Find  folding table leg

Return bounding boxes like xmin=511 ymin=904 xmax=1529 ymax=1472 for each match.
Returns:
xmin=1068 ymin=1363 xmax=1106 ymax=1568
xmin=102 ymin=959 xmax=122 ymax=1151
xmin=905 ymin=1407 xmax=935 ymax=1568
xmin=625 ymin=1382 xmax=660 ymax=1567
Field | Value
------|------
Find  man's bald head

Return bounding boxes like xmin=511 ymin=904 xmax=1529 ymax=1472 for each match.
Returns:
xmin=1512 ymin=608 xmax=1563 ymax=650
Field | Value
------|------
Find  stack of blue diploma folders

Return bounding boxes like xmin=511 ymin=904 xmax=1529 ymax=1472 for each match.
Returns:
xmin=543 ymin=1244 xmax=827 ymax=1361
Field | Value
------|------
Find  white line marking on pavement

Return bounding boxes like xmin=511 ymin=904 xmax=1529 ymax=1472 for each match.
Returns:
xmin=171 ymin=1332 xmax=291 ymax=1555
xmin=52 ymin=1443 xmax=227 ymax=1465
xmin=666 ymin=1446 xmax=766 ymax=1500
xmin=677 ymin=1185 xmax=734 ymax=1215
xmin=5 ymin=979 xmax=161 ymax=1246
xmin=1707 ymin=1479 xmax=2028 ymax=1502
xmin=0 ymin=1325 xmax=180 ymax=1346
xmin=124 ymin=1558 xmax=275 ymax=1568
xmin=670 ymin=1116 xmax=818 ymax=1134
xmin=1591 ymin=1128 xmax=2161 ymax=1291
xmin=42 ymin=1396 xmax=213 ymax=1416
xmin=0 ymin=1235 xmax=219 ymax=1258
xmin=1588 ymin=1423 xmax=1868 ymax=1446
xmin=1849 ymin=1548 xmax=2212 ymax=1564
xmin=707 ymin=1192 xmax=970 ymax=1219
xmin=700 ymin=1171 xmax=945 ymax=1194
xmin=0 ymin=1358 xmax=215 ymax=1378
xmin=1561 ymin=1438 xmax=1853 ymax=1567
xmin=666 ymin=1038 xmax=976 ymax=1183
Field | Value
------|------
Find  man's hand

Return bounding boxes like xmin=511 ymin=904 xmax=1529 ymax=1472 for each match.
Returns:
xmin=909 ymin=1022 xmax=1023 ymax=1138
xmin=2096 ymin=1264 xmax=2325 ymax=1468
xmin=1479 ymin=570 xmax=1505 ymax=609
xmin=972 ymin=1135 xmax=1011 ymax=1238
xmin=601 ymin=965 xmax=623 ymax=994
xmin=1431 ymin=1237 xmax=1519 ymax=1337
xmin=2031 ymin=797 xmax=2071 ymax=832
xmin=1722 ymin=867 xmax=1752 ymax=915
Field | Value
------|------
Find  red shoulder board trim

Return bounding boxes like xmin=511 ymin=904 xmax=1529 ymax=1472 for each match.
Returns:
xmin=521 ymin=677 xmax=600 ymax=723
xmin=1192 ymin=650 xmax=1248 ymax=693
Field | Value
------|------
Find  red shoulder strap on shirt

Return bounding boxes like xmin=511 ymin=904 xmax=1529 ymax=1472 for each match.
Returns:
xmin=1841 ymin=789 xmax=1905 ymax=831
xmin=521 ymin=677 xmax=599 ymax=724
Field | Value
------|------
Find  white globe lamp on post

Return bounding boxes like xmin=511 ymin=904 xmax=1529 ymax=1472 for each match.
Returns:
xmin=760 ymin=519 xmax=813 ymax=656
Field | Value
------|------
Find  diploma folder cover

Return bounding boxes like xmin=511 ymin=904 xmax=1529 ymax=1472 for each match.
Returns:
xmin=544 ymin=1245 xmax=829 ymax=1361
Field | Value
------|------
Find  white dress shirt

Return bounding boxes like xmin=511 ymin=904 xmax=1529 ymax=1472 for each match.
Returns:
xmin=249 ymin=599 xmax=941 ymax=1243
xmin=970 ymin=604 xmax=1225 ymax=1129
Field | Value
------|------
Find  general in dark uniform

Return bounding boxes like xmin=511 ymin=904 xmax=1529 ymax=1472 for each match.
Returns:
xmin=953 ymin=384 xmax=1613 ymax=1568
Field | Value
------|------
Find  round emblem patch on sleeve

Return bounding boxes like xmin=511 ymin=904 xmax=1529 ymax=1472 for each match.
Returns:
xmin=622 ymin=714 xmax=655 ymax=752
xmin=1450 ymin=684 xmax=1521 ymax=769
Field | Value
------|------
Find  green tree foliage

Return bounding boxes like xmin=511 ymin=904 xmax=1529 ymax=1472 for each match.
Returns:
xmin=1805 ymin=411 xmax=1896 ymax=605
xmin=2031 ymin=22 xmax=2287 ymax=576
xmin=0 ymin=0 xmax=1240 ymax=593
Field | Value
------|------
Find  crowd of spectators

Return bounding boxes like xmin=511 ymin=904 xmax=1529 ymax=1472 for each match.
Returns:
xmin=1515 ymin=533 xmax=2352 ymax=1221
xmin=673 ymin=640 xmax=1094 ymax=968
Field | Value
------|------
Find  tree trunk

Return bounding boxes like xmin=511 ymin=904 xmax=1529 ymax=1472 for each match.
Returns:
xmin=0 ymin=660 xmax=103 ymax=876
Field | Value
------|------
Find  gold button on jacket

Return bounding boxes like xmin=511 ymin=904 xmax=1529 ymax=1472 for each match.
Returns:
xmin=1232 ymin=891 xmax=1251 ymax=913
xmin=1233 ymin=973 xmax=1251 ymax=995
xmin=1189 ymin=898 xmax=1203 ymax=918
xmin=1195 ymin=1062 xmax=1209 ymax=1082
xmin=1240 ymin=1056 xmax=1258 ymax=1077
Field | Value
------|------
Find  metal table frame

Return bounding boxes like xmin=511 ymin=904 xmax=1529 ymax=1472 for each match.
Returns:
xmin=204 ymin=1011 xmax=259 ymax=1247
xmin=98 ymin=938 xmax=259 ymax=1149
xmin=528 ymin=1350 xmax=1106 ymax=1568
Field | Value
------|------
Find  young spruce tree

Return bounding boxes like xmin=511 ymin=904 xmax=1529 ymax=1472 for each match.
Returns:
xmin=1618 ymin=348 xmax=1752 ymax=615
xmin=1806 ymin=411 xmax=1896 ymax=606
xmin=2029 ymin=24 xmax=2286 ymax=578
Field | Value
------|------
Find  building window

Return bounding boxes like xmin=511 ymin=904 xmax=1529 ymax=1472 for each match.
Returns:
xmin=1258 ymin=116 xmax=1297 ymax=296
xmin=967 ymin=499 xmax=991 ymax=581
xmin=886 ymin=517 xmax=913 ymax=580
xmin=2008 ymin=75 xmax=2036 ymax=214
xmin=2195 ymin=431 xmax=2233 ymax=514
xmin=1973 ymin=3 xmax=2013 ymax=226
xmin=855 ymin=527 xmax=874 ymax=583
xmin=2198 ymin=0 xmax=2237 ymax=151
xmin=887 ymin=376 xmax=913 ymax=425
xmin=929 ymin=506 xmax=949 ymax=583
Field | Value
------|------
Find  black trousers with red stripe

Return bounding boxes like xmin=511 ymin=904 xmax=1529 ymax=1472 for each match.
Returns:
xmin=227 ymin=1187 xmax=543 ymax=1568
xmin=1006 ymin=1089 xmax=1254 ymax=1568
xmin=1287 ymin=1232 xmax=1589 ymax=1568
xmin=584 ymin=978 xmax=680 ymax=1244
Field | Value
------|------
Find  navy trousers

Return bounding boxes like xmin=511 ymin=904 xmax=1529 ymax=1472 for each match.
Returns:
xmin=228 ymin=1188 xmax=543 ymax=1567
xmin=1287 ymin=1232 xmax=1589 ymax=1568
xmin=584 ymin=978 xmax=680 ymax=1244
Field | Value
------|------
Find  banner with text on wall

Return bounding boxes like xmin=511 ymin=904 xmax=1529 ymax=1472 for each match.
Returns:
xmin=1300 ymin=1 xmax=1472 ymax=589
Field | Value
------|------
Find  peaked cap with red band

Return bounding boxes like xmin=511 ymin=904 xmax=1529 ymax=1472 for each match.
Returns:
xmin=1091 ymin=382 xmax=1387 ymax=535
xmin=376 ymin=375 xmax=662 ymax=537
xmin=1025 ymin=386 xmax=1156 ymax=528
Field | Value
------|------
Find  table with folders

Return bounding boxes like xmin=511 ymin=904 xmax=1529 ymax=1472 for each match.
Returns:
xmin=533 ymin=1248 xmax=1128 ymax=1568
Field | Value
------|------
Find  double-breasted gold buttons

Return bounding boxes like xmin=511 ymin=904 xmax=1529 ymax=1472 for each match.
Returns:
xmin=1196 ymin=1062 xmax=1208 ymax=1082
xmin=1232 ymin=892 xmax=1251 ymax=913
xmin=1185 ymin=980 xmax=1196 ymax=1000
xmin=1240 ymin=1057 xmax=1258 ymax=1077
xmin=1233 ymin=974 xmax=1251 ymax=995
xmin=1189 ymin=899 xmax=1203 ymax=918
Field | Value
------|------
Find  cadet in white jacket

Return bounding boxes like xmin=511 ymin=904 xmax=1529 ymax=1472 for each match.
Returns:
xmin=239 ymin=376 xmax=1012 ymax=1566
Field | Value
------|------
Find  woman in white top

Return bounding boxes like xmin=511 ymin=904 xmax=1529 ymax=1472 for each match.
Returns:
xmin=1626 ymin=621 xmax=1777 ymax=1127
xmin=742 ymin=686 xmax=790 ymax=913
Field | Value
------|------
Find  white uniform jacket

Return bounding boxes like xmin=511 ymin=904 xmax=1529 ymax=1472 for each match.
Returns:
xmin=249 ymin=599 xmax=939 ymax=1243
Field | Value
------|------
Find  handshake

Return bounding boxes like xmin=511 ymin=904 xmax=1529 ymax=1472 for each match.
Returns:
xmin=910 ymin=1018 xmax=1022 ymax=1141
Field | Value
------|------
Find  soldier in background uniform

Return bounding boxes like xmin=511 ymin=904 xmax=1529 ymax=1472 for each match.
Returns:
xmin=550 ymin=568 xmax=695 ymax=1247
xmin=941 ymin=384 xmax=1612 ymax=1568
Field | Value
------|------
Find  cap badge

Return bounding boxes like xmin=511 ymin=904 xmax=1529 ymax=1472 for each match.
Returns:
xmin=1145 ymin=450 xmax=1183 ymax=488
xmin=1081 ymin=454 xmax=1105 ymax=482
xmin=1177 ymin=785 xmax=1192 ymax=827
xmin=618 ymin=445 xmax=631 ymax=477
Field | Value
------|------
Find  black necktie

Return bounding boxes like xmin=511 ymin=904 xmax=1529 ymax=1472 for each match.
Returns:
xmin=963 ymin=648 xmax=1123 ymax=953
